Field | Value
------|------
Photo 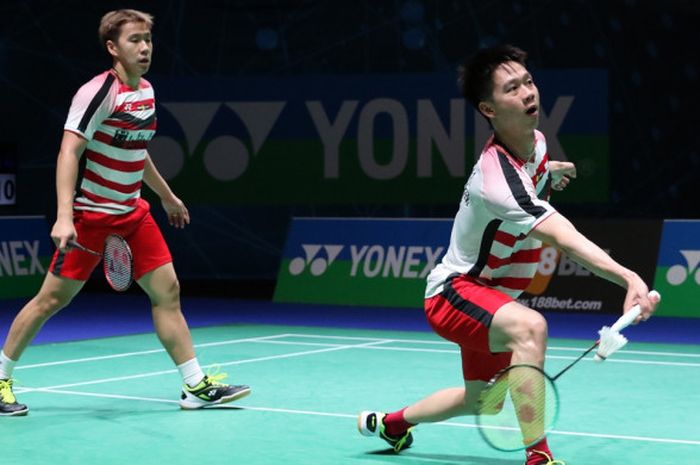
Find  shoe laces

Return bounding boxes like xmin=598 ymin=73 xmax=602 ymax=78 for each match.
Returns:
xmin=530 ymin=449 xmax=565 ymax=465
xmin=390 ymin=428 xmax=413 ymax=453
xmin=204 ymin=366 xmax=228 ymax=386
xmin=0 ymin=379 xmax=17 ymax=403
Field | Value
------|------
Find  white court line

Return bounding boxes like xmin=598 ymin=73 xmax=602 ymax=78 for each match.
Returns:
xmin=548 ymin=346 xmax=700 ymax=358
xmin=438 ymin=420 xmax=700 ymax=446
xmin=16 ymin=333 xmax=294 ymax=370
xmin=256 ymin=339 xmax=700 ymax=367
xmin=27 ymin=387 xmax=700 ymax=447
xmin=16 ymin=338 xmax=395 ymax=394
xmin=285 ymin=333 xmax=700 ymax=358
xmin=545 ymin=355 xmax=700 ymax=368
xmin=16 ymin=333 xmax=700 ymax=374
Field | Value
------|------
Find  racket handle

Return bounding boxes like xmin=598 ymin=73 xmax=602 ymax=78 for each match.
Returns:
xmin=610 ymin=290 xmax=660 ymax=332
xmin=67 ymin=240 xmax=101 ymax=256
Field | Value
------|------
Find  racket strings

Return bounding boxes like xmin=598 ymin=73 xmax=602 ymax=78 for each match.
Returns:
xmin=103 ymin=235 xmax=133 ymax=291
xmin=477 ymin=365 xmax=558 ymax=451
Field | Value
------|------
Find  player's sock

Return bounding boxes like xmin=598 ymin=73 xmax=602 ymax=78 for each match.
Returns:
xmin=177 ymin=358 xmax=205 ymax=388
xmin=383 ymin=407 xmax=415 ymax=437
xmin=525 ymin=438 xmax=556 ymax=465
xmin=0 ymin=350 xmax=17 ymax=380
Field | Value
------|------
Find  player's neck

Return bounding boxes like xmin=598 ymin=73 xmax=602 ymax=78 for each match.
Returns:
xmin=493 ymin=128 xmax=535 ymax=162
xmin=111 ymin=64 xmax=141 ymax=89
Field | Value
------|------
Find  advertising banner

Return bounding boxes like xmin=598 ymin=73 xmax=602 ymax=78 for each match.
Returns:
xmin=275 ymin=218 xmax=663 ymax=313
xmin=519 ymin=219 xmax=663 ymax=313
xmin=0 ymin=216 xmax=52 ymax=299
xmin=274 ymin=217 xmax=451 ymax=307
xmin=653 ymin=220 xmax=700 ymax=318
xmin=149 ymin=70 xmax=608 ymax=205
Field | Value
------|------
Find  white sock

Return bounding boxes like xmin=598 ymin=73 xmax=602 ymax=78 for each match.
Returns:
xmin=177 ymin=358 xmax=205 ymax=387
xmin=0 ymin=350 xmax=17 ymax=380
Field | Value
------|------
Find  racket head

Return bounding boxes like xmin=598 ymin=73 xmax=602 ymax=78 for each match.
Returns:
xmin=102 ymin=234 xmax=133 ymax=292
xmin=476 ymin=364 xmax=559 ymax=452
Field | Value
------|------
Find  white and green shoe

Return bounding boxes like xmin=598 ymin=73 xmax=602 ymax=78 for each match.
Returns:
xmin=179 ymin=372 xmax=250 ymax=409
xmin=0 ymin=379 xmax=28 ymax=416
xmin=357 ymin=411 xmax=413 ymax=452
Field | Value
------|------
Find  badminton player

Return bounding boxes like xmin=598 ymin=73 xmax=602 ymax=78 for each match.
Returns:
xmin=0 ymin=9 xmax=250 ymax=416
xmin=357 ymin=45 xmax=658 ymax=464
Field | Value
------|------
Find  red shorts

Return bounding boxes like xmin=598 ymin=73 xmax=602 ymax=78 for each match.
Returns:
xmin=425 ymin=274 xmax=513 ymax=381
xmin=49 ymin=198 xmax=172 ymax=281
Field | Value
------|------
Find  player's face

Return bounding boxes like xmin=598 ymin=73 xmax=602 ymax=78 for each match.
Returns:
xmin=109 ymin=21 xmax=153 ymax=77
xmin=482 ymin=61 xmax=539 ymax=131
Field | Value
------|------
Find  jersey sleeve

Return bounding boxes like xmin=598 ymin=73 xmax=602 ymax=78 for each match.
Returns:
xmin=480 ymin=150 xmax=556 ymax=235
xmin=64 ymin=74 xmax=116 ymax=140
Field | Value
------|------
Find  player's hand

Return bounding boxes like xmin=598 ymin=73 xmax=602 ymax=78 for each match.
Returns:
xmin=549 ymin=161 xmax=577 ymax=191
xmin=50 ymin=218 xmax=77 ymax=252
xmin=161 ymin=195 xmax=190 ymax=229
xmin=623 ymin=274 xmax=659 ymax=324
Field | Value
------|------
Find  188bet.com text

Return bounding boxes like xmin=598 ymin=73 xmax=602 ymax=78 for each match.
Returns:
xmin=517 ymin=296 xmax=603 ymax=311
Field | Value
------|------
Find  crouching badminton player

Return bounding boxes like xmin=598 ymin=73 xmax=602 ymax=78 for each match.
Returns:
xmin=357 ymin=44 xmax=658 ymax=465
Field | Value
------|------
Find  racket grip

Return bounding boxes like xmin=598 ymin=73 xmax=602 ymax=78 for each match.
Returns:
xmin=610 ymin=290 xmax=660 ymax=332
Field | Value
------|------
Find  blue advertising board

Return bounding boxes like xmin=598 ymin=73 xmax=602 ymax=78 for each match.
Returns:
xmin=0 ymin=216 xmax=52 ymax=298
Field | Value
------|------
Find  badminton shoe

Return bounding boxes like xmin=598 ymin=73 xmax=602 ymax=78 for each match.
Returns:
xmin=357 ymin=411 xmax=413 ymax=452
xmin=179 ymin=372 xmax=251 ymax=409
xmin=0 ymin=379 xmax=28 ymax=416
xmin=525 ymin=449 xmax=566 ymax=465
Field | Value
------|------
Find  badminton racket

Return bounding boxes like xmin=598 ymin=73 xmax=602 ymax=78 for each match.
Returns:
xmin=68 ymin=234 xmax=133 ymax=292
xmin=476 ymin=290 xmax=659 ymax=451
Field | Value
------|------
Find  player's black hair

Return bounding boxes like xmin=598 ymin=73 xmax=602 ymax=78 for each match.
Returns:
xmin=458 ymin=44 xmax=528 ymax=115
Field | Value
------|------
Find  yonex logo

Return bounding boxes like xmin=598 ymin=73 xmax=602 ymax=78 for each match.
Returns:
xmin=0 ymin=240 xmax=45 ymax=277
xmin=150 ymin=96 xmax=573 ymax=185
xmin=666 ymin=250 xmax=700 ymax=286
xmin=288 ymin=243 xmax=444 ymax=279
xmin=289 ymin=244 xmax=343 ymax=276
xmin=150 ymin=101 xmax=285 ymax=181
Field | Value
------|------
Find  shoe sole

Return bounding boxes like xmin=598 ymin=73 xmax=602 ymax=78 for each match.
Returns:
xmin=179 ymin=386 xmax=252 ymax=410
xmin=0 ymin=409 xmax=28 ymax=416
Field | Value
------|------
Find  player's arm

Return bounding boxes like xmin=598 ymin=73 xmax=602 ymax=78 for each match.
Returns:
xmin=529 ymin=212 xmax=657 ymax=321
xmin=51 ymin=131 xmax=88 ymax=252
xmin=142 ymin=153 xmax=190 ymax=228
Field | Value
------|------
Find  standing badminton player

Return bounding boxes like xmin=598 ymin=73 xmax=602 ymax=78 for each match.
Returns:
xmin=357 ymin=45 xmax=659 ymax=464
xmin=0 ymin=9 xmax=250 ymax=416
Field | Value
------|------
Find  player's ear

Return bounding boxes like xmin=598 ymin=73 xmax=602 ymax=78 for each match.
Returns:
xmin=478 ymin=101 xmax=495 ymax=119
xmin=106 ymin=40 xmax=118 ymax=57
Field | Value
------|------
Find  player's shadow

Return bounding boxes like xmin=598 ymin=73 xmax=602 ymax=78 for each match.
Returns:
xmin=365 ymin=449 xmax=521 ymax=465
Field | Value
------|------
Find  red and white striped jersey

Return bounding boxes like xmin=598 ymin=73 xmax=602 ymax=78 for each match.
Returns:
xmin=426 ymin=129 xmax=556 ymax=298
xmin=64 ymin=69 xmax=156 ymax=215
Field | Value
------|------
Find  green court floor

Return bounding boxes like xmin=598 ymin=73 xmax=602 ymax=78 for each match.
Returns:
xmin=2 ymin=324 xmax=699 ymax=465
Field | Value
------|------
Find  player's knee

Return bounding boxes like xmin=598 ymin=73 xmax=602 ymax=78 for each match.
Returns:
xmin=167 ymin=278 xmax=181 ymax=301
xmin=150 ymin=277 xmax=181 ymax=307
xmin=33 ymin=291 xmax=72 ymax=318
xmin=510 ymin=313 xmax=548 ymax=354
xmin=526 ymin=313 xmax=548 ymax=342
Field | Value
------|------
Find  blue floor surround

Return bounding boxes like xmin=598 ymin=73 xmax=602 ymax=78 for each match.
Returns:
xmin=0 ymin=292 xmax=698 ymax=346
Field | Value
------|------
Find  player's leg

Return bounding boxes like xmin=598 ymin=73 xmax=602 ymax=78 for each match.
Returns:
xmin=489 ymin=302 xmax=557 ymax=465
xmin=488 ymin=300 xmax=547 ymax=368
xmin=401 ymin=379 xmax=488 ymax=422
xmin=137 ymin=263 xmax=194 ymax=364
xmin=358 ymin=275 xmax=511 ymax=450
xmin=131 ymin=213 xmax=250 ymax=408
xmin=1 ymin=273 xmax=84 ymax=416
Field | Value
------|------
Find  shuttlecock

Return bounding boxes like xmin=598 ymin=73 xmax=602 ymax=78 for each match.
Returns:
xmin=593 ymin=326 xmax=628 ymax=362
